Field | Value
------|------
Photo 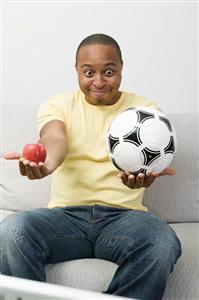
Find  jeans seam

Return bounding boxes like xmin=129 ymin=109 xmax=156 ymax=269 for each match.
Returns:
xmin=44 ymin=235 xmax=87 ymax=242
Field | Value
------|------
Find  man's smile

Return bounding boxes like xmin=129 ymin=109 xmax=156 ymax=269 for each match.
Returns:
xmin=91 ymin=90 xmax=109 ymax=95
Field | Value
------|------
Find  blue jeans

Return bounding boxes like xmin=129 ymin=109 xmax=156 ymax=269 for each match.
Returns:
xmin=0 ymin=205 xmax=181 ymax=300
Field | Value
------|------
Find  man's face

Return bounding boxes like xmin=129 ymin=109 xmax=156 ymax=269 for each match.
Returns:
xmin=76 ymin=44 xmax=123 ymax=106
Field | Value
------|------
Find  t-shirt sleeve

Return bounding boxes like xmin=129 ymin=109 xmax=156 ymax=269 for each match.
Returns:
xmin=146 ymin=100 xmax=161 ymax=111
xmin=138 ymin=96 xmax=160 ymax=111
xmin=37 ymin=94 xmax=67 ymax=135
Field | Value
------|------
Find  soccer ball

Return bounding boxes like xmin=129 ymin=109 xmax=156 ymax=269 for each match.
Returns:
xmin=106 ymin=106 xmax=177 ymax=175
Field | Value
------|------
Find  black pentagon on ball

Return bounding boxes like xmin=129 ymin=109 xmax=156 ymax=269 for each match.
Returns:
xmin=142 ymin=147 xmax=161 ymax=166
xmin=159 ymin=116 xmax=172 ymax=131
xmin=136 ymin=109 xmax=155 ymax=123
xmin=108 ymin=135 xmax=120 ymax=153
xmin=123 ymin=127 xmax=142 ymax=147
xmin=164 ymin=136 xmax=175 ymax=154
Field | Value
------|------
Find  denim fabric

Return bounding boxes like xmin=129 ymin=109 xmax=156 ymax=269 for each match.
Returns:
xmin=0 ymin=205 xmax=181 ymax=300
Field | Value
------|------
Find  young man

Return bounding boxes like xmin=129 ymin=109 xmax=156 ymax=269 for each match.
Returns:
xmin=1 ymin=34 xmax=181 ymax=300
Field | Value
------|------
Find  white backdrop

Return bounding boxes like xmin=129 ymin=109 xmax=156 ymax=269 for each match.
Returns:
xmin=2 ymin=1 xmax=198 ymax=113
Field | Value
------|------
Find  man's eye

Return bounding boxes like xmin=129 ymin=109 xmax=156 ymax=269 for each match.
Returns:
xmin=84 ymin=70 xmax=93 ymax=77
xmin=105 ymin=70 xmax=114 ymax=76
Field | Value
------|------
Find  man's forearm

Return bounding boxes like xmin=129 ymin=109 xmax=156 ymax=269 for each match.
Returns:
xmin=38 ymin=134 xmax=68 ymax=173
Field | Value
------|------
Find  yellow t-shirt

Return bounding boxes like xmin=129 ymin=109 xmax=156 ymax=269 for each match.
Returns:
xmin=37 ymin=90 xmax=158 ymax=211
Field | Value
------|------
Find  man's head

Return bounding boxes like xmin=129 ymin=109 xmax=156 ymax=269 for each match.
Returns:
xmin=75 ymin=33 xmax=123 ymax=106
xmin=76 ymin=33 xmax=123 ymax=64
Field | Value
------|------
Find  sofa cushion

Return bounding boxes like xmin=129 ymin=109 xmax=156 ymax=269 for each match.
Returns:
xmin=46 ymin=259 xmax=118 ymax=292
xmin=163 ymin=223 xmax=199 ymax=300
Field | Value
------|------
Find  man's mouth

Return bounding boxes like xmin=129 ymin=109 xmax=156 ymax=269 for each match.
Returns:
xmin=91 ymin=90 xmax=109 ymax=95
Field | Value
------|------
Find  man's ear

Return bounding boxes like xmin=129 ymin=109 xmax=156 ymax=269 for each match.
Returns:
xmin=120 ymin=60 xmax=123 ymax=70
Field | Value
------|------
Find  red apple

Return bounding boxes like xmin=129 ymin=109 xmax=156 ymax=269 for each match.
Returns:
xmin=22 ymin=143 xmax=47 ymax=163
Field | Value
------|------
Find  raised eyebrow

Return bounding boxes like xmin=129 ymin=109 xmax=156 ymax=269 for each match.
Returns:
xmin=105 ymin=63 xmax=117 ymax=67
xmin=81 ymin=64 xmax=92 ymax=69
xmin=80 ymin=62 xmax=117 ymax=69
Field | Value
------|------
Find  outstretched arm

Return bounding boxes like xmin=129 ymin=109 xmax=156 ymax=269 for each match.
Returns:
xmin=3 ymin=120 xmax=68 ymax=180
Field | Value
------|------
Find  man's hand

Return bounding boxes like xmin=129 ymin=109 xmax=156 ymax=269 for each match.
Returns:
xmin=3 ymin=152 xmax=52 ymax=180
xmin=117 ymin=167 xmax=176 ymax=189
xmin=3 ymin=121 xmax=68 ymax=180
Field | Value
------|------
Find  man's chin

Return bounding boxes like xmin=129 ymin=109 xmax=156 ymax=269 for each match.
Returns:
xmin=84 ymin=90 xmax=121 ymax=106
xmin=85 ymin=94 xmax=110 ymax=106
xmin=89 ymin=100 xmax=107 ymax=106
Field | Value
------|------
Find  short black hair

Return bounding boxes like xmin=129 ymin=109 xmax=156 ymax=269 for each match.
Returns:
xmin=76 ymin=33 xmax=123 ymax=64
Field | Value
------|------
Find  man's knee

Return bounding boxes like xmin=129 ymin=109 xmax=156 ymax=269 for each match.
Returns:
xmin=1 ymin=211 xmax=33 ymax=247
xmin=127 ymin=219 xmax=182 ymax=270
xmin=122 ymin=212 xmax=182 ymax=268
xmin=153 ymin=224 xmax=182 ymax=267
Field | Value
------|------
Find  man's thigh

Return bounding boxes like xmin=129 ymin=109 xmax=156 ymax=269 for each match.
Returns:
xmin=1 ymin=206 xmax=93 ymax=264
xmin=94 ymin=210 xmax=176 ymax=264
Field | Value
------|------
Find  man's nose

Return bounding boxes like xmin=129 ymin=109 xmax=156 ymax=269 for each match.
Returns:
xmin=93 ymin=74 xmax=106 ymax=88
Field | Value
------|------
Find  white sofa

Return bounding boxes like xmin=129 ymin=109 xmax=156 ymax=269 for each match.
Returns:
xmin=1 ymin=104 xmax=199 ymax=300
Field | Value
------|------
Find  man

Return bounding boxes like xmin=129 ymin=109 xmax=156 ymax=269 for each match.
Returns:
xmin=1 ymin=33 xmax=181 ymax=300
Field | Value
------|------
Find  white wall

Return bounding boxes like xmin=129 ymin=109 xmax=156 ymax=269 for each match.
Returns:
xmin=2 ymin=1 xmax=198 ymax=113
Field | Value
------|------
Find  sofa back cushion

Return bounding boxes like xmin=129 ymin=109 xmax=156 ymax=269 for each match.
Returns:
xmin=143 ymin=113 xmax=199 ymax=222
xmin=1 ymin=104 xmax=198 ymax=222
xmin=2 ymin=104 xmax=50 ymax=211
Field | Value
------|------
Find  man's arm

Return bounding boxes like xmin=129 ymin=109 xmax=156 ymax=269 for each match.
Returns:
xmin=4 ymin=120 xmax=68 ymax=180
